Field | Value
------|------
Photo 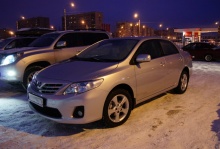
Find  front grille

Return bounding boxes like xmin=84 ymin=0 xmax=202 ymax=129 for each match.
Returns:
xmin=30 ymin=102 xmax=62 ymax=118
xmin=39 ymin=83 xmax=63 ymax=94
xmin=32 ymin=78 xmax=66 ymax=94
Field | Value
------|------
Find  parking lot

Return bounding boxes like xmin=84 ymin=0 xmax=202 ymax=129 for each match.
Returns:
xmin=0 ymin=61 xmax=220 ymax=149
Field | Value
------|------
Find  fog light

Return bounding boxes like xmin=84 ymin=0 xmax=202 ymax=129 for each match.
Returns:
xmin=7 ymin=70 xmax=16 ymax=77
xmin=73 ymin=106 xmax=84 ymax=118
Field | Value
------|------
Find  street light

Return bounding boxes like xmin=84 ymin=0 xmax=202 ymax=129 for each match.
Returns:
xmin=81 ymin=20 xmax=88 ymax=29
xmin=134 ymin=13 xmax=140 ymax=36
xmin=159 ymin=24 xmax=163 ymax=37
xmin=64 ymin=2 xmax=75 ymax=30
xmin=9 ymin=31 xmax=14 ymax=36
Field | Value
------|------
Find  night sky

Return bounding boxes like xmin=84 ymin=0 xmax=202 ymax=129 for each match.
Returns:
xmin=1 ymin=0 xmax=220 ymax=31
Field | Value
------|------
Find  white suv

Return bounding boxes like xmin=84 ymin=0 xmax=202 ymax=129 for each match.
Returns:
xmin=0 ymin=30 xmax=111 ymax=89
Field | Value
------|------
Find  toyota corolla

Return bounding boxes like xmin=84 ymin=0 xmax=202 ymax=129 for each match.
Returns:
xmin=27 ymin=37 xmax=192 ymax=127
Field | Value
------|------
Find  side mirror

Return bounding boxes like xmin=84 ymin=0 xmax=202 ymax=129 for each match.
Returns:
xmin=56 ymin=41 xmax=66 ymax=48
xmin=136 ymin=54 xmax=151 ymax=63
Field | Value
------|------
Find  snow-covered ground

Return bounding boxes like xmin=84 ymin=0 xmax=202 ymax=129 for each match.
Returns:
xmin=0 ymin=61 xmax=220 ymax=149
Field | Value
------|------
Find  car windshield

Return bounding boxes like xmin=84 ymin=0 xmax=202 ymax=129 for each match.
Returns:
xmin=76 ymin=39 xmax=139 ymax=62
xmin=0 ymin=38 xmax=13 ymax=49
xmin=28 ymin=33 xmax=60 ymax=47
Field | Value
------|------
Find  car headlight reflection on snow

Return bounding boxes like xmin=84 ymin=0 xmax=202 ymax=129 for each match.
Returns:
xmin=63 ymin=79 xmax=104 ymax=95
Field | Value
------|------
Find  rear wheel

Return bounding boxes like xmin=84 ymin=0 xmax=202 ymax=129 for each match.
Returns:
xmin=174 ymin=70 xmax=189 ymax=94
xmin=103 ymin=89 xmax=132 ymax=127
xmin=23 ymin=66 xmax=43 ymax=90
xmin=204 ymin=54 xmax=212 ymax=62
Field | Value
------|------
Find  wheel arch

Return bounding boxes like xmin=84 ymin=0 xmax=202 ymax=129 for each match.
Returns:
xmin=23 ymin=61 xmax=51 ymax=83
xmin=107 ymin=84 xmax=136 ymax=110
xmin=25 ymin=61 xmax=51 ymax=72
xmin=182 ymin=66 xmax=190 ymax=78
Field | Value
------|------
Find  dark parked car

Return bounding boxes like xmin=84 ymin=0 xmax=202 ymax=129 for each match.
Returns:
xmin=182 ymin=42 xmax=220 ymax=61
xmin=0 ymin=37 xmax=37 ymax=50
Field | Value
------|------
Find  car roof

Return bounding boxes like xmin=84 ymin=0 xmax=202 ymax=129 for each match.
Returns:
xmin=44 ymin=29 xmax=112 ymax=37
xmin=107 ymin=36 xmax=167 ymax=41
xmin=47 ymin=29 xmax=110 ymax=34
xmin=4 ymin=36 xmax=37 ymax=40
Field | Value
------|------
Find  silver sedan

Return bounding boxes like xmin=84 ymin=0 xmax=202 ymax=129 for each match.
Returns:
xmin=27 ymin=37 xmax=192 ymax=127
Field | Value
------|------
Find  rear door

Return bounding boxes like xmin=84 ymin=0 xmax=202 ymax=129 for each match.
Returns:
xmin=159 ymin=40 xmax=184 ymax=87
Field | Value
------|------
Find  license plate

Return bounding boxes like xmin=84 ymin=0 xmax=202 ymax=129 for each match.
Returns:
xmin=29 ymin=93 xmax=44 ymax=107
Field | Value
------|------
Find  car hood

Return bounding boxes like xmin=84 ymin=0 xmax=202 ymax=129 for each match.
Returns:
xmin=38 ymin=60 xmax=118 ymax=82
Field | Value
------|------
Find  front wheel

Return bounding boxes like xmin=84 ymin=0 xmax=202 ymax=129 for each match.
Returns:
xmin=23 ymin=66 xmax=43 ymax=90
xmin=204 ymin=54 xmax=212 ymax=62
xmin=174 ymin=70 xmax=189 ymax=94
xmin=103 ymin=89 xmax=132 ymax=127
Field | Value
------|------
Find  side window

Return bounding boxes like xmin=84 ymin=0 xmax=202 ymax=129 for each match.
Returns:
xmin=195 ymin=43 xmax=201 ymax=50
xmin=184 ymin=43 xmax=194 ymax=50
xmin=191 ymin=43 xmax=196 ymax=50
xmin=58 ymin=33 xmax=83 ymax=47
xmin=58 ymin=32 xmax=109 ymax=48
xmin=5 ymin=40 xmax=16 ymax=50
xmin=201 ymin=43 xmax=210 ymax=49
xmin=22 ymin=38 xmax=36 ymax=47
xmin=73 ymin=33 xmax=84 ymax=46
xmin=15 ymin=39 xmax=23 ymax=47
xmin=136 ymin=40 xmax=163 ymax=59
xmin=83 ymin=33 xmax=109 ymax=46
xmin=160 ymin=40 xmax=179 ymax=55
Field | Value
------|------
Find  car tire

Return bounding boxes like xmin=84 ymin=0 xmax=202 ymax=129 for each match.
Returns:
xmin=204 ymin=54 xmax=212 ymax=62
xmin=23 ymin=66 xmax=43 ymax=90
xmin=103 ymin=89 xmax=132 ymax=127
xmin=174 ymin=70 xmax=189 ymax=94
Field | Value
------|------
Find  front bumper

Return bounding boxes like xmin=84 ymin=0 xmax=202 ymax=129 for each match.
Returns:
xmin=27 ymin=86 xmax=109 ymax=124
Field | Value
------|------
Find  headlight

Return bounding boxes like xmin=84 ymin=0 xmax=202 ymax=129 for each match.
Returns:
xmin=31 ymin=71 xmax=39 ymax=85
xmin=63 ymin=79 xmax=104 ymax=95
xmin=0 ymin=54 xmax=20 ymax=66
xmin=32 ymin=71 xmax=39 ymax=80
